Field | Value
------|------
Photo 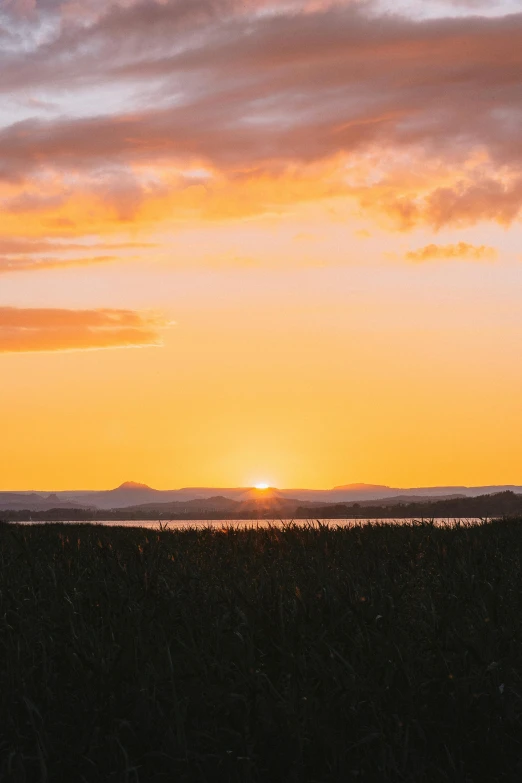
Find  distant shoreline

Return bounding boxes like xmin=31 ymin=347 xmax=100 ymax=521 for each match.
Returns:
xmin=2 ymin=488 xmax=522 ymax=522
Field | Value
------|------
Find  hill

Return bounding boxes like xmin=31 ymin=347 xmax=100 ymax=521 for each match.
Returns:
xmin=0 ymin=492 xmax=89 ymax=512
xmin=2 ymin=482 xmax=522 ymax=513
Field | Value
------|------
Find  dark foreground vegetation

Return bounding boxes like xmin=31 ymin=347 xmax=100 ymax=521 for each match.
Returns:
xmin=1 ymin=520 xmax=522 ymax=782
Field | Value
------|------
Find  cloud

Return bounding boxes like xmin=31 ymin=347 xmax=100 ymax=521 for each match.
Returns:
xmin=1 ymin=1 xmax=522 ymax=230
xmin=2 ymin=0 xmax=36 ymax=16
xmin=3 ymin=7 xmax=522 ymax=167
xmin=0 ymin=238 xmax=156 ymax=254
xmin=0 ymin=307 xmax=171 ymax=352
xmin=423 ymin=177 xmax=522 ymax=228
xmin=0 ymin=237 xmax=157 ymax=272
xmin=0 ymin=254 xmax=117 ymax=273
xmin=405 ymin=241 xmax=498 ymax=262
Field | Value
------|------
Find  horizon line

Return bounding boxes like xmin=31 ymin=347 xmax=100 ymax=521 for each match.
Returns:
xmin=4 ymin=481 xmax=522 ymax=494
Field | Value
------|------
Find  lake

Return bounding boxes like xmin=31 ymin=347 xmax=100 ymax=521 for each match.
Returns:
xmin=12 ymin=517 xmax=488 ymax=529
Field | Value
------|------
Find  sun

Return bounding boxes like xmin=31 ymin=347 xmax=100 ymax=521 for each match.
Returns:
xmin=255 ymin=482 xmax=270 ymax=490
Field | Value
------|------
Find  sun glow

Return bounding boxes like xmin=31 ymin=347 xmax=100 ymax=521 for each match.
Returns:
xmin=255 ymin=483 xmax=270 ymax=490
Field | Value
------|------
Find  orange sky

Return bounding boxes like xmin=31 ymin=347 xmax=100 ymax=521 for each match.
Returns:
xmin=1 ymin=0 xmax=522 ymax=490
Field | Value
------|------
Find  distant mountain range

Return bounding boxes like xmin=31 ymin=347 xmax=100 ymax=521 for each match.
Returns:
xmin=2 ymin=481 xmax=522 ymax=512
xmin=0 ymin=492 xmax=87 ymax=512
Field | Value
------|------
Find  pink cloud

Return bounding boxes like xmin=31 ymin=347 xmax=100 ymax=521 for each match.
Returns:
xmin=405 ymin=241 xmax=497 ymax=262
xmin=1 ymin=1 xmax=521 ymax=228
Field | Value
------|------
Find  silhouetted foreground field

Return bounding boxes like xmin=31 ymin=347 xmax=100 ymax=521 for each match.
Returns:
xmin=1 ymin=520 xmax=522 ymax=782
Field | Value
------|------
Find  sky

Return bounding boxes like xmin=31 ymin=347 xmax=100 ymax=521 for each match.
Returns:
xmin=1 ymin=0 xmax=522 ymax=490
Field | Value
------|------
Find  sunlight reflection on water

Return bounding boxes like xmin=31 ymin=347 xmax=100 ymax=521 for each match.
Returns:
xmin=15 ymin=518 xmax=486 ymax=530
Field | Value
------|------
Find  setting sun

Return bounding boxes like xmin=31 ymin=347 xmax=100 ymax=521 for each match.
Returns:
xmin=255 ymin=483 xmax=270 ymax=491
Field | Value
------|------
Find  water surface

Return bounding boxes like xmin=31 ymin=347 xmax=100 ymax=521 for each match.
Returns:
xmin=14 ymin=517 xmax=487 ymax=530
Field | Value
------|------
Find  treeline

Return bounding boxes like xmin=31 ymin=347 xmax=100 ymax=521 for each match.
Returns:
xmin=296 ymin=490 xmax=522 ymax=519
xmin=0 ymin=508 xmax=133 ymax=522
xmin=0 ymin=508 xmax=291 ymax=522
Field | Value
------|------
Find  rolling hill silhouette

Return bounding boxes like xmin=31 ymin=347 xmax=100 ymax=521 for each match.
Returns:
xmin=2 ymin=482 xmax=522 ymax=512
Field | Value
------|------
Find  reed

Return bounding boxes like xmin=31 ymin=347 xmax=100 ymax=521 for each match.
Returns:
xmin=1 ymin=519 xmax=521 ymax=781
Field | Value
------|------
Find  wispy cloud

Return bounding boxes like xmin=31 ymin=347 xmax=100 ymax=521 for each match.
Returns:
xmin=0 ymin=307 xmax=171 ymax=352
xmin=0 ymin=255 xmax=117 ymax=273
xmin=0 ymin=238 xmax=156 ymax=254
xmin=0 ymin=237 xmax=157 ymax=272
xmin=405 ymin=242 xmax=498 ymax=262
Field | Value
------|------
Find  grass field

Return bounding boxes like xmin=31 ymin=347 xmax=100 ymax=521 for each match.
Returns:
xmin=1 ymin=519 xmax=522 ymax=782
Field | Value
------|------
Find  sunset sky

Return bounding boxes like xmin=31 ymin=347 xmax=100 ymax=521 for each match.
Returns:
xmin=1 ymin=0 xmax=522 ymax=490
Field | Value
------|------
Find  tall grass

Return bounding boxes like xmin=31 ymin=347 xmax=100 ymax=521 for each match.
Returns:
xmin=1 ymin=519 xmax=522 ymax=781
